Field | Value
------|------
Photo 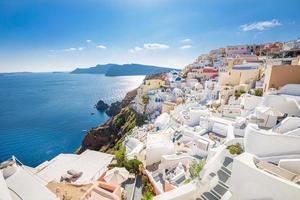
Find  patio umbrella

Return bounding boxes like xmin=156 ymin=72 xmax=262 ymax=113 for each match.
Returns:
xmin=104 ymin=167 xmax=129 ymax=185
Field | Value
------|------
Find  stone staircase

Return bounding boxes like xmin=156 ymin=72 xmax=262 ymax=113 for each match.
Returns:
xmin=197 ymin=157 xmax=233 ymax=200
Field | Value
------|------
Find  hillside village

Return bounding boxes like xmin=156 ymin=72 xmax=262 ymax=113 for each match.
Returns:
xmin=1 ymin=37 xmax=300 ymax=200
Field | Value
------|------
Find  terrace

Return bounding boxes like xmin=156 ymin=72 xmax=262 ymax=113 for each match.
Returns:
xmin=34 ymin=150 xmax=114 ymax=184
xmin=255 ymin=159 xmax=300 ymax=185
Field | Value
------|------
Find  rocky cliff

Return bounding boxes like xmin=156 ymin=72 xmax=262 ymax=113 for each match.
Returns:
xmin=105 ymin=89 xmax=137 ymax=116
xmin=95 ymin=100 xmax=109 ymax=111
xmin=77 ymin=73 xmax=166 ymax=154
xmin=77 ymin=89 xmax=145 ymax=153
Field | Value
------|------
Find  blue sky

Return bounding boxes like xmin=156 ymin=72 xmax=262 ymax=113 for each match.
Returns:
xmin=0 ymin=0 xmax=299 ymax=72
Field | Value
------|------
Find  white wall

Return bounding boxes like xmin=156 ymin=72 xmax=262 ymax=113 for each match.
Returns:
xmin=279 ymin=159 xmax=300 ymax=174
xmin=284 ymin=128 xmax=300 ymax=136
xmin=180 ymin=128 xmax=208 ymax=143
xmin=230 ymin=153 xmax=300 ymax=200
xmin=146 ymin=133 xmax=175 ymax=166
xmin=146 ymin=145 xmax=175 ymax=166
xmin=262 ymin=95 xmax=300 ymax=117
xmin=212 ymin=122 xmax=228 ymax=137
xmin=244 ymin=124 xmax=300 ymax=158
xmin=0 ymin=171 xmax=12 ymax=200
xmin=153 ymin=182 xmax=202 ymax=200
xmin=279 ymin=84 xmax=300 ymax=96
xmin=255 ymin=109 xmax=278 ymax=128
xmin=274 ymin=117 xmax=300 ymax=134
xmin=154 ymin=113 xmax=170 ymax=130
xmin=159 ymin=154 xmax=195 ymax=170
xmin=241 ymin=94 xmax=262 ymax=110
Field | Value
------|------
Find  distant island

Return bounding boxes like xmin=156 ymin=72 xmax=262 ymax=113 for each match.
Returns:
xmin=71 ymin=63 xmax=178 ymax=76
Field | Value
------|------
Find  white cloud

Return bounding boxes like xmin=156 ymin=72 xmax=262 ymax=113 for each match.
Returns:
xmin=129 ymin=46 xmax=143 ymax=53
xmin=180 ymin=45 xmax=192 ymax=50
xmin=181 ymin=38 xmax=192 ymax=43
xmin=86 ymin=39 xmax=92 ymax=43
xmin=96 ymin=45 xmax=107 ymax=49
xmin=64 ymin=47 xmax=77 ymax=52
xmin=77 ymin=47 xmax=86 ymax=51
xmin=134 ymin=46 xmax=143 ymax=51
xmin=129 ymin=43 xmax=170 ymax=53
xmin=49 ymin=46 xmax=87 ymax=53
xmin=143 ymin=43 xmax=170 ymax=50
xmin=64 ymin=47 xmax=86 ymax=52
xmin=241 ymin=19 xmax=281 ymax=31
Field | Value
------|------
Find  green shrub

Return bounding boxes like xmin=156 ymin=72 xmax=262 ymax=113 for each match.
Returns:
xmin=142 ymin=175 xmax=154 ymax=200
xmin=114 ymin=146 xmax=126 ymax=166
xmin=142 ymin=190 xmax=153 ymax=200
xmin=124 ymin=159 xmax=142 ymax=174
xmin=184 ymin=178 xmax=192 ymax=184
xmin=189 ymin=160 xmax=205 ymax=179
xmin=112 ymin=115 xmax=125 ymax=130
xmin=142 ymin=175 xmax=149 ymax=186
xmin=254 ymin=88 xmax=263 ymax=97
xmin=103 ymin=107 xmax=147 ymax=153
xmin=114 ymin=145 xmax=142 ymax=174
xmin=227 ymin=143 xmax=243 ymax=155
xmin=234 ymin=89 xmax=246 ymax=99
xmin=142 ymin=95 xmax=150 ymax=104
xmin=136 ymin=113 xmax=146 ymax=126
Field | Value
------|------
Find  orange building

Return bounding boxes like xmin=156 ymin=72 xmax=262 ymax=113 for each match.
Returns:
xmin=263 ymin=64 xmax=300 ymax=92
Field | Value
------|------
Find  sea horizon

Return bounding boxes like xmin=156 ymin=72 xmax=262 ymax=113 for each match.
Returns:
xmin=0 ymin=72 xmax=144 ymax=167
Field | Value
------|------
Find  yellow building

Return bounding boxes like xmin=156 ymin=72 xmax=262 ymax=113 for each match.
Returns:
xmin=135 ymin=79 xmax=165 ymax=113
xmin=263 ymin=64 xmax=300 ymax=92
xmin=219 ymin=63 xmax=261 ymax=104
xmin=221 ymin=56 xmax=261 ymax=72
xmin=141 ymin=79 xmax=165 ymax=93
xmin=162 ymin=101 xmax=176 ymax=114
xmin=220 ymin=63 xmax=261 ymax=87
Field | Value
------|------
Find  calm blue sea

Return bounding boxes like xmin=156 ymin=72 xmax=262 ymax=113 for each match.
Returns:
xmin=0 ymin=73 xmax=144 ymax=167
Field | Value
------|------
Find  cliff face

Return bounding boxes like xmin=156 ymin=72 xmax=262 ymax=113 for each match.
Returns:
xmin=105 ymin=89 xmax=137 ymax=116
xmin=77 ymin=89 xmax=145 ymax=153
xmin=77 ymin=73 xmax=165 ymax=154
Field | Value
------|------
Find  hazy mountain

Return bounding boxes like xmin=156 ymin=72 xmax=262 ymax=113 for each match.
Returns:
xmin=71 ymin=64 xmax=114 ymax=74
xmin=71 ymin=63 xmax=177 ymax=76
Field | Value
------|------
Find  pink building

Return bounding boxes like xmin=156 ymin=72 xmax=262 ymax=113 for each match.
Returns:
xmin=202 ymin=67 xmax=218 ymax=79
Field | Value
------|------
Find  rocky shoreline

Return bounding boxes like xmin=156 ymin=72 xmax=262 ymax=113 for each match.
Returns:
xmin=77 ymin=88 xmax=142 ymax=154
xmin=77 ymin=74 xmax=161 ymax=154
xmin=95 ymin=100 xmax=109 ymax=112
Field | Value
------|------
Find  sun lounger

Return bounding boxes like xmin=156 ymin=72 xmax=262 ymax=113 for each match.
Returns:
xmin=60 ymin=170 xmax=83 ymax=182
xmin=67 ymin=169 xmax=83 ymax=178
xmin=60 ymin=174 xmax=73 ymax=182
